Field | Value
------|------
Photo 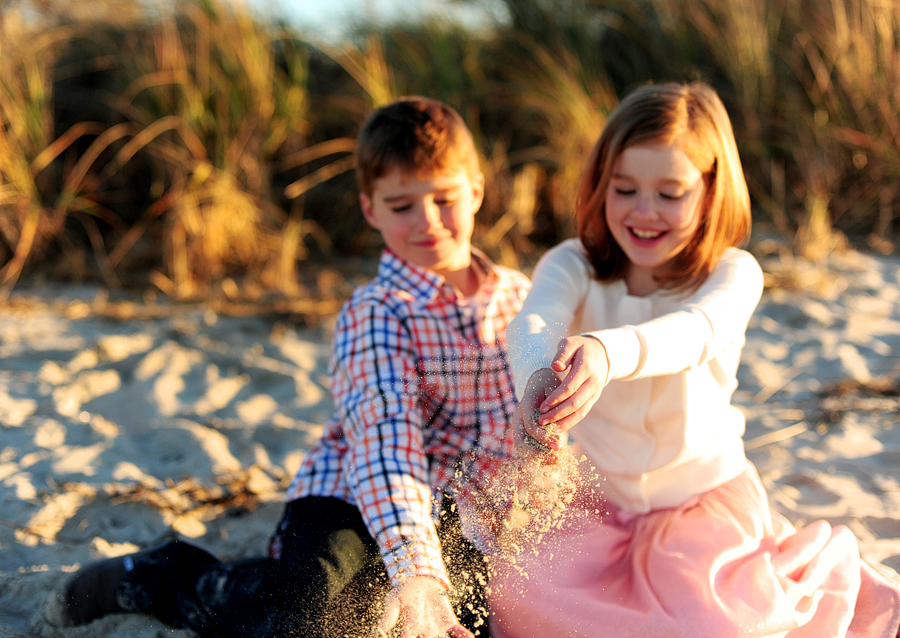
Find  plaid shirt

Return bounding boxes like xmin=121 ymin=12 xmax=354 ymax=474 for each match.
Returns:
xmin=285 ymin=249 xmax=529 ymax=587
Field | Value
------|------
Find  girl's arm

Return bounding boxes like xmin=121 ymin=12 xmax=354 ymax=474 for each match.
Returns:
xmin=539 ymin=248 xmax=764 ymax=428
xmin=506 ymin=240 xmax=591 ymax=397
xmin=507 ymin=240 xmax=605 ymax=440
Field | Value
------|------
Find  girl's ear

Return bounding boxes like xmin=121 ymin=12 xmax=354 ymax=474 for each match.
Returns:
xmin=359 ymin=193 xmax=378 ymax=229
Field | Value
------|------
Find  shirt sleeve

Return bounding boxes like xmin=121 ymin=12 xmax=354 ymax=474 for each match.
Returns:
xmin=506 ymin=240 xmax=591 ymax=399
xmin=586 ymin=248 xmax=764 ymax=380
xmin=330 ymin=298 xmax=449 ymax=588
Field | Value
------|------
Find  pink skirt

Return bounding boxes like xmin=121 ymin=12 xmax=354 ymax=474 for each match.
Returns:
xmin=488 ymin=464 xmax=900 ymax=638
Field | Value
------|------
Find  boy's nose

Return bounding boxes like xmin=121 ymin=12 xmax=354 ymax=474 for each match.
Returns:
xmin=419 ymin=201 xmax=442 ymax=229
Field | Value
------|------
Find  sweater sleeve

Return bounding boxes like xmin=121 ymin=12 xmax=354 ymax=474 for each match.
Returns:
xmin=506 ymin=240 xmax=591 ymax=399
xmin=585 ymin=248 xmax=764 ymax=380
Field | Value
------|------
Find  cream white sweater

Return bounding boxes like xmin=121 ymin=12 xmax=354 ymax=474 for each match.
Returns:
xmin=508 ymin=238 xmax=764 ymax=513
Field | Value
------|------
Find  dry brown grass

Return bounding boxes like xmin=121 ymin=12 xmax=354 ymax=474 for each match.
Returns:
xmin=2 ymin=0 xmax=899 ymax=300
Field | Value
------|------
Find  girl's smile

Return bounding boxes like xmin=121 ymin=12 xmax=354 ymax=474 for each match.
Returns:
xmin=628 ymin=227 xmax=668 ymax=243
xmin=605 ymin=143 xmax=706 ymax=296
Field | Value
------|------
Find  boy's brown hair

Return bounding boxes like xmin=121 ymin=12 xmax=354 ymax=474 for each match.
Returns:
xmin=576 ymin=82 xmax=751 ymax=293
xmin=355 ymin=97 xmax=480 ymax=196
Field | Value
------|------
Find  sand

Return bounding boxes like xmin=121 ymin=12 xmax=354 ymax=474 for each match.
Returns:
xmin=1 ymin=246 xmax=899 ymax=637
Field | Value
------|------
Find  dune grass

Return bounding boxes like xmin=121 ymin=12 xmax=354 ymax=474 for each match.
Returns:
xmin=1 ymin=0 xmax=898 ymax=301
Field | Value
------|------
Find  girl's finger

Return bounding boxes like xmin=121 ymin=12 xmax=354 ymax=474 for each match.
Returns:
xmin=550 ymin=339 xmax=580 ymax=372
xmin=524 ymin=420 xmax=561 ymax=452
xmin=541 ymin=379 xmax=579 ymax=412
xmin=540 ymin=380 xmax=601 ymax=427
xmin=540 ymin=365 xmax=590 ymax=414
xmin=546 ymin=410 xmax=583 ymax=434
xmin=544 ymin=393 xmax=599 ymax=432
xmin=540 ymin=396 xmax=581 ymax=427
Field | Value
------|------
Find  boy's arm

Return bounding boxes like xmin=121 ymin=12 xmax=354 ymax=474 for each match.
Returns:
xmin=331 ymin=299 xmax=449 ymax=589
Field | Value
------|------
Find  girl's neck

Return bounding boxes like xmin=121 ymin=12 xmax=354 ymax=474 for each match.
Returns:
xmin=624 ymin=264 xmax=660 ymax=297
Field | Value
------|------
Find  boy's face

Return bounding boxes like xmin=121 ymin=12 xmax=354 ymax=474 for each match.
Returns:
xmin=360 ymin=166 xmax=484 ymax=282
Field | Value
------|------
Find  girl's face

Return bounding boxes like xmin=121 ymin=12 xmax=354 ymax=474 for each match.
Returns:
xmin=605 ymin=143 xmax=706 ymax=296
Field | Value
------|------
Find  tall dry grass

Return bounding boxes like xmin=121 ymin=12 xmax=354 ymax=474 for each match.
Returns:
xmin=791 ymin=0 xmax=900 ymax=254
xmin=487 ymin=0 xmax=900 ymax=257
xmin=0 ymin=20 xmax=133 ymax=299
xmin=108 ymin=0 xmax=340 ymax=298
xmin=2 ymin=0 xmax=358 ymax=301
xmin=0 ymin=24 xmax=59 ymax=298
xmin=503 ymin=40 xmax=614 ymax=233
xmin=1 ymin=0 xmax=899 ymax=300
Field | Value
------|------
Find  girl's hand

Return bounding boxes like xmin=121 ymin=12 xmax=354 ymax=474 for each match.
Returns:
xmin=538 ymin=336 xmax=609 ymax=433
xmin=513 ymin=368 xmax=563 ymax=463
xmin=376 ymin=576 xmax=473 ymax=638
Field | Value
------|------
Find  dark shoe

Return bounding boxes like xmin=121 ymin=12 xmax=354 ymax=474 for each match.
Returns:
xmin=43 ymin=554 xmax=128 ymax=627
xmin=42 ymin=543 xmax=170 ymax=627
xmin=44 ymin=539 xmax=218 ymax=628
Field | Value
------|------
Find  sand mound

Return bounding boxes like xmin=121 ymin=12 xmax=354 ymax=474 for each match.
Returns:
xmin=1 ymin=248 xmax=899 ymax=636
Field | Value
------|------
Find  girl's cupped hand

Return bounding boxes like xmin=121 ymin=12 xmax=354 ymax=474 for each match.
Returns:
xmin=514 ymin=367 xmax=563 ymax=463
xmin=538 ymin=336 xmax=609 ymax=433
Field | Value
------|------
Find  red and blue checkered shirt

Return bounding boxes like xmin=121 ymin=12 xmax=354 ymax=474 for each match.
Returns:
xmin=285 ymin=248 xmax=530 ymax=587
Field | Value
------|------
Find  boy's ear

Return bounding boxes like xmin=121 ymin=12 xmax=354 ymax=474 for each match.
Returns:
xmin=471 ymin=171 xmax=485 ymax=213
xmin=359 ymin=193 xmax=378 ymax=229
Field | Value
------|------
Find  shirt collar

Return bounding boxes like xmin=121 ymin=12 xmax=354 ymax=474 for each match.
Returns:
xmin=376 ymin=248 xmax=498 ymax=304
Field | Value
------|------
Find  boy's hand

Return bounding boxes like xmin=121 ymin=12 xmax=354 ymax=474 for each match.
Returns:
xmin=376 ymin=576 xmax=473 ymax=638
xmin=537 ymin=336 xmax=609 ymax=434
xmin=513 ymin=368 xmax=563 ymax=463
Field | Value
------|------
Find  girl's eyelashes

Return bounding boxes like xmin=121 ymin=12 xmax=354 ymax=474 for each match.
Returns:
xmin=390 ymin=203 xmax=412 ymax=213
xmin=612 ymin=185 xmax=686 ymax=200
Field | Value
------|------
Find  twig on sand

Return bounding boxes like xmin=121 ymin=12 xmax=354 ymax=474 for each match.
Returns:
xmin=744 ymin=422 xmax=809 ymax=451
xmin=61 ymin=297 xmax=342 ymax=321
xmin=0 ymin=517 xmax=56 ymax=542
xmin=754 ymin=365 xmax=802 ymax=404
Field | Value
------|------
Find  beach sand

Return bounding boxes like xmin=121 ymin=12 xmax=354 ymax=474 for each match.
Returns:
xmin=1 ymin=247 xmax=899 ymax=637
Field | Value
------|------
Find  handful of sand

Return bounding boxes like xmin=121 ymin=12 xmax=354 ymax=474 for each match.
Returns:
xmin=493 ymin=410 xmax=584 ymax=557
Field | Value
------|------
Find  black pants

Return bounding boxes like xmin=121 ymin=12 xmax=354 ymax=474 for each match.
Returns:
xmin=118 ymin=496 xmax=491 ymax=638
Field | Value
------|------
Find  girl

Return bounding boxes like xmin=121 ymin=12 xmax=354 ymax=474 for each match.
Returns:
xmin=488 ymin=82 xmax=900 ymax=638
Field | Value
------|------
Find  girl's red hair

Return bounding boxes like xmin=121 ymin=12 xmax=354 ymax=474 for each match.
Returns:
xmin=576 ymin=82 xmax=751 ymax=293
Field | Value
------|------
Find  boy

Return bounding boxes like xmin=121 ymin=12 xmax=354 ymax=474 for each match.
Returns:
xmin=44 ymin=97 xmax=530 ymax=638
